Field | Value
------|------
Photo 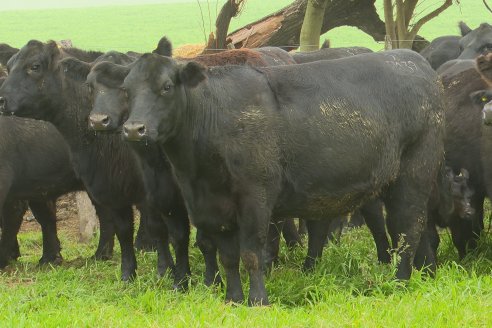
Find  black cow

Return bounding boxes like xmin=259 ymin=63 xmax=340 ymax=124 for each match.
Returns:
xmin=0 ymin=116 xmax=84 ymax=268
xmin=119 ymin=50 xmax=444 ymax=305
xmin=86 ymin=40 xmax=392 ymax=268
xmin=63 ymin=50 xmax=221 ymax=288
xmin=0 ymin=40 xmax=174 ymax=283
xmin=458 ymin=22 xmax=492 ymax=59
xmin=438 ymin=59 xmax=491 ymax=258
xmin=0 ymin=43 xmax=18 ymax=66
xmin=420 ymin=35 xmax=461 ymax=70
xmin=83 ymin=45 xmax=303 ymax=277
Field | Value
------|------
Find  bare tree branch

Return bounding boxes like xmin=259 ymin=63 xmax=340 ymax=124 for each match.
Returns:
xmin=409 ymin=0 xmax=452 ymax=36
xmin=384 ymin=0 xmax=397 ymax=49
xmin=395 ymin=0 xmax=407 ymax=48
xmin=204 ymin=0 xmax=245 ymax=52
xmin=484 ymin=0 xmax=492 ymax=14
xmin=403 ymin=0 xmax=419 ymax=27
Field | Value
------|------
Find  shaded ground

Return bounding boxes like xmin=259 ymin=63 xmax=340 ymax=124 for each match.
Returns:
xmin=20 ymin=193 xmax=81 ymax=241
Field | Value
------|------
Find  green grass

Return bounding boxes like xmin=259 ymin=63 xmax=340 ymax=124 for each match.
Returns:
xmin=0 ymin=1 xmax=486 ymax=52
xmin=2 ymin=222 xmax=492 ymax=326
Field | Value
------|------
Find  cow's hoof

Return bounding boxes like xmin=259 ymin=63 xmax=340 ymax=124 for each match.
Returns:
xmin=0 ymin=256 xmax=10 ymax=269
xmin=121 ymin=270 xmax=137 ymax=282
xmin=248 ymin=296 xmax=270 ymax=307
xmin=204 ymin=273 xmax=222 ymax=287
xmin=92 ymin=251 xmax=113 ymax=261
xmin=39 ymin=253 xmax=63 ymax=266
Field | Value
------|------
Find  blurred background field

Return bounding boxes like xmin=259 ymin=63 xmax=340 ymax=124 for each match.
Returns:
xmin=0 ymin=0 xmax=485 ymax=52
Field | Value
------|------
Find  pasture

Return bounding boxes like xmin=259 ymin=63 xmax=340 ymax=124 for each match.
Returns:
xmin=1 ymin=0 xmax=492 ymax=326
xmin=0 ymin=0 xmax=485 ymax=52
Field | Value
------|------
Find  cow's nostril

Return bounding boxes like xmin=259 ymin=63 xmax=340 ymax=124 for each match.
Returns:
xmin=101 ymin=116 xmax=110 ymax=126
xmin=137 ymin=125 xmax=146 ymax=136
xmin=123 ymin=126 xmax=130 ymax=136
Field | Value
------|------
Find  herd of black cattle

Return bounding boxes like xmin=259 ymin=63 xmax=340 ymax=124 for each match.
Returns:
xmin=0 ymin=21 xmax=491 ymax=305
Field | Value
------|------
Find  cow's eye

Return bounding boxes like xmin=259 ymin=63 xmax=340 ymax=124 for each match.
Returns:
xmin=161 ymin=84 xmax=172 ymax=95
xmin=30 ymin=64 xmax=40 ymax=72
xmin=481 ymin=44 xmax=492 ymax=54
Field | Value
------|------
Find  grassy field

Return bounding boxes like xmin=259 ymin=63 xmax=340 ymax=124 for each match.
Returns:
xmin=0 ymin=1 xmax=486 ymax=52
xmin=2 ymin=218 xmax=492 ymax=326
xmin=1 ymin=0 xmax=492 ymax=326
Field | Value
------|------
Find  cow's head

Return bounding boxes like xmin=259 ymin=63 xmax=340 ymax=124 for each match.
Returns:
xmin=0 ymin=40 xmax=64 ymax=120
xmin=458 ymin=23 xmax=492 ymax=59
xmin=469 ymin=89 xmax=492 ymax=125
xmin=476 ymin=53 xmax=492 ymax=84
xmin=436 ymin=167 xmax=474 ymax=225
xmin=122 ymin=53 xmax=206 ymax=143
xmin=87 ymin=61 xmax=131 ymax=131
xmin=86 ymin=56 xmax=134 ymax=131
xmin=448 ymin=168 xmax=475 ymax=220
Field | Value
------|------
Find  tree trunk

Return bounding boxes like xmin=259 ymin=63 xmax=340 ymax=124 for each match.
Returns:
xmin=227 ymin=0 xmax=386 ymax=50
xmin=76 ymin=191 xmax=97 ymax=243
xmin=204 ymin=0 xmax=245 ymax=53
xmin=383 ymin=0 xmax=397 ymax=49
xmin=299 ymin=0 xmax=328 ymax=52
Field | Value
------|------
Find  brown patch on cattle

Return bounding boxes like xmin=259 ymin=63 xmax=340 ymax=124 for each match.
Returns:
xmin=241 ymin=251 xmax=259 ymax=271
xmin=188 ymin=49 xmax=267 ymax=67
xmin=228 ymin=15 xmax=284 ymax=49
xmin=174 ymin=44 xmax=205 ymax=58
xmin=476 ymin=52 xmax=492 ymax=86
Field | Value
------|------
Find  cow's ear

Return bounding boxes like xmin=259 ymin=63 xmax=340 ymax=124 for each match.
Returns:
xmin=179 ymin=62 xmax=206 ymax=88
xmin=153 ymin=36 xmax=173 ymax=57
xmin=60 ymin=57 xmax=91 ymax=82
xmin=46 ymin=40 xmax=62 ymax=65
xmin=93 ymin=61 xmax=130 ymax=88
xmin=459 ymin=21 xmax=472 ymax=36
xmin=469 ymin=90 xmax=492 ymax=107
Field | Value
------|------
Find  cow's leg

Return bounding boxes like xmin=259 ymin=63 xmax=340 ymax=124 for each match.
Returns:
xmin=383 ymin=134 xmax=440 ymax=279
xmin=303 ymin=219 xmax=332 ymax=271
xmin=298 ymin=219 xmax=307 ymax=236
xmin=144 ymin=204 xmax=174 ymax=278
xmin=427 ymin=220 xmax=440 ymax=255
xmin=165 ymin=206 xmax=191 ymax=291
xmin=0 ymin=176 xmax=15 ymax=268
xmin=384 ymin=188 xmax=430 ymax=279
xmin=237 ymin=190 xmax=274 ymax=306
xmin=93 ymin=204 xmax=115 ymax=260
xmin=0 ymin=200 xmax=26 ymax=268
xmin=195 ymin=229 xmax=221 ymax=286
xmin=349 ymin=210 xmax=365 ymax=228
xmin=360 ymin=200 xmax=391 ymax=263
xmin=413 ymin=223 xmax=436 ymax=274
xmin=264 ymin=218 xmax=283 ymax=271
xmin=135 ymin=204 xmax=155 ymax=252
xmin=281 ymin=218 xmax=302 ymax=248
xmin=449 ymin=193 xmax=484 ymax=258
xmin=215 ymin=232 xmax=243 ymax=303
xmin=113 ymin=206 xmax=137 ymax=281
xmin=29 ymin=199 xmax=63 ymax=265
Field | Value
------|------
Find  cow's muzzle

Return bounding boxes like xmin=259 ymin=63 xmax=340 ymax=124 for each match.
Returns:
xmin=123 ymin=122 xmax=147 ymax=141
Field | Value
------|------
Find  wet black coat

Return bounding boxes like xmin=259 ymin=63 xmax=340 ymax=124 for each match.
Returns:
xmin=122 ymin=50 xmax=444 ymax=304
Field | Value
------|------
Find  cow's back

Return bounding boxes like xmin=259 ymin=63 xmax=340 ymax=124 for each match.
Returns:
xmin=258 ymin=50 xmax=444 ymax=216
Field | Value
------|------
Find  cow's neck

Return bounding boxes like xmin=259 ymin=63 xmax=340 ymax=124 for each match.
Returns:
xmin=52 ymin=77 xmax=96 ymax=153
